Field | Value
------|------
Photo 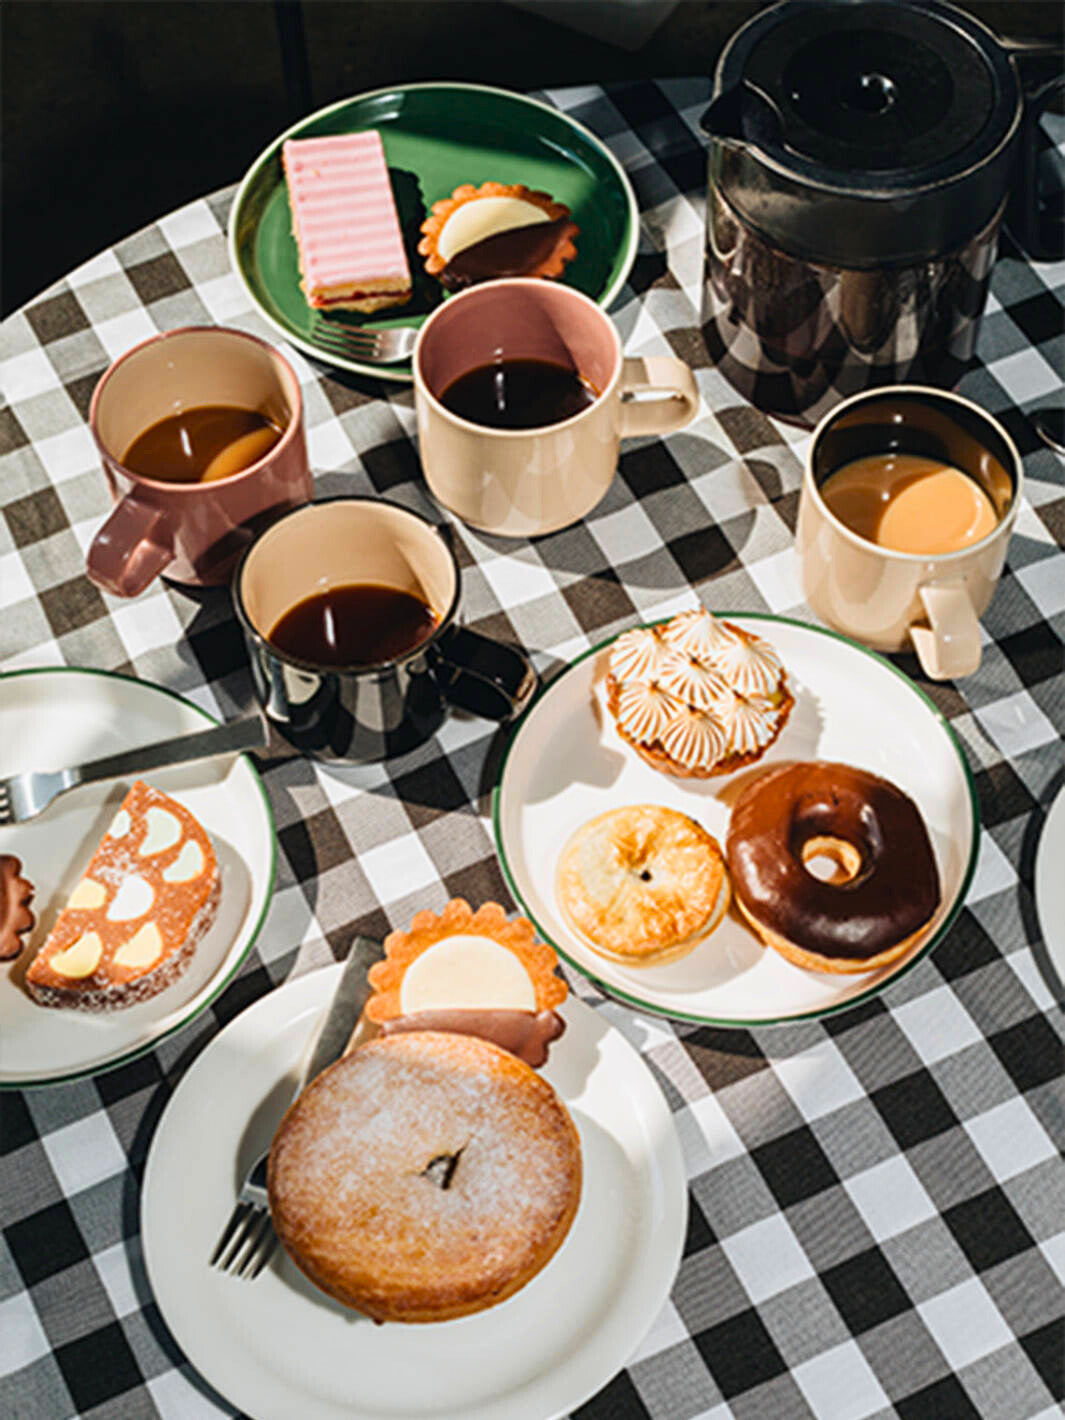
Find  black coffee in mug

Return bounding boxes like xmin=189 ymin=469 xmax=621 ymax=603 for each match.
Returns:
xmin=233 ymin=497 xmax=537 ymax=762
xmin=268 ymin=584 xmax=439 ymax=666
xmin=440 ymin=358 xmax=597 ymax=430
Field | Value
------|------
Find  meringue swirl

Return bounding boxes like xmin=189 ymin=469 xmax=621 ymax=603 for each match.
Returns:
xmin=614 ymin=682 xmax=684 ymax=746
xmin=659 ymin=706 xmax=728 ymax=771
xmin=609 ymin=627 xmax=666 ymax=684
xmin=708 ymin=633 xmax=783 ymax=698
xmin=661 ymin=608 xmax=739 ymax=662
xmin=656 ymin=649 xmax=731 ymax=712
xmin=723 ymin=694 xmax=779 ymax=757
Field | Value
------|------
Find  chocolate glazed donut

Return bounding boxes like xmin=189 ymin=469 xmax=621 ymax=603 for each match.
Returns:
xmin=725 ymin=761 xmax=940 ymax=973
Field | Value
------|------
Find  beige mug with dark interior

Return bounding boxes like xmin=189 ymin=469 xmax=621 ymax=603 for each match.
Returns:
xmin=797 ymin=386 xmax=1022 ymax=680
xmin=413 ymin=278 xmax=700 ymax=538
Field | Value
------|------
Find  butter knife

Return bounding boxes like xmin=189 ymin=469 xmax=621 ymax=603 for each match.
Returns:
xmin=297 ymin=933 xmax=384 ymax=1087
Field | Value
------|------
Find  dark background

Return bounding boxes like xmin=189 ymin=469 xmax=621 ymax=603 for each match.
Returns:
xmin=3 ymin=0 xmax=1062 ymax=316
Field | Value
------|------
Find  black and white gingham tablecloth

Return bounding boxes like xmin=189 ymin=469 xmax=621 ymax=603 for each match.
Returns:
xmin=1 ymin=80 xmax=1063 ymax=1420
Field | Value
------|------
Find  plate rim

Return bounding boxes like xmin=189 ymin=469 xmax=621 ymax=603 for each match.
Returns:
xmin=0 ymin=665 xmax=277 ymax=1090
xmin=227 ymin=79 xmax=641 ymax=383
xmin=1034 ymin=779 xmax=1065 ymax=979
xmin=141 ymin=970 xmax=688 ymax=1420
xmin=492 ymin=612 xmax=982 ymax=1030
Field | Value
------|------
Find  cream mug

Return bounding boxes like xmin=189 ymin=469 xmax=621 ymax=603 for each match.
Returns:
xmin=413 ymin=278 xmax=699 ymax=537
xmin=797 ymin=386 xmax=1022 ymax=680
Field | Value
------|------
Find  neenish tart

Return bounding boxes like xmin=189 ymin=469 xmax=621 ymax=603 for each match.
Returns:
xmin=556 ymin=804 xmax=730 ymax=967
xmin=25 ymin=780 xmax=219 ymax=1009
xmin=282 ymin=131 xmax=412 ymax=314
xmin=366 ymin=898 xmax=567 ymax=1066
xmin=267 ymin=1031 xmax=582 ymax=1323
xmin=605 ymin=608 xmax=793 ymax=778
xmin=725 ymin=760 xmax=941 ymax=974
xmin=418 ymin=182 xmax=578 ymax=290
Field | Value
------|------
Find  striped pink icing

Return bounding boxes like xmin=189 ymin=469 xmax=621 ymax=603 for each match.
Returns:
xmin=282 ymin=131 xmax=411 ymax=290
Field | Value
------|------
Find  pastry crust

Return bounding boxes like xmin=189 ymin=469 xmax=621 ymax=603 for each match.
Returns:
xmin=267 ymin=1032 xmax=582 ymax=1322
xmin=556 ymin=804 xmax=730 ymax=967
xmin=366 ymin=897 xmax=566 ymax=1023
xmin=418 ymin=182 xmax=577 ymax=281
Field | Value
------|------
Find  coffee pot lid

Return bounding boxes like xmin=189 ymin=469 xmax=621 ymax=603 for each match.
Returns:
xmin=703 ymin=0 xmax=1023 ymax=266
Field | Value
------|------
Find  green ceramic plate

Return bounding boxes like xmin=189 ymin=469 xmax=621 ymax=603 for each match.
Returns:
xmin=228 ymin=82 xmax=639 ymax=383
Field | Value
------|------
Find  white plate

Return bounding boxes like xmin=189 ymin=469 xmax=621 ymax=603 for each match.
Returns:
xmin=0 ymin=668 xmax=275 ymax=1087
xmin=141 ymin=973 xmax=686 ymax=1420
xmin=1035 ymin=782 xmax=1065 ymax=989
xmin=494 ymin=614 xmax=980 ymax=1027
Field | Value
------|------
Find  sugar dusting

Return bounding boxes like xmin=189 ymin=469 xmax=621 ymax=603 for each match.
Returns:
xmin=269 ymin=1033 xmax=581 ymax=1313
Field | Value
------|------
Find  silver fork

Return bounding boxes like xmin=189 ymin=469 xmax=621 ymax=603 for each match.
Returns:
xmin=209 ymin=934 xmax=384 ymax=1279
xmin=0 ymin=715 xmax=268 ymax=825
xmin=311 ymin=317 xmax=419 ymax=364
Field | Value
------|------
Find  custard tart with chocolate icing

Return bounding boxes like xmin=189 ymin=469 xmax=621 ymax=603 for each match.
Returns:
xmin=419 ymin=182 xmax=578 ymax=291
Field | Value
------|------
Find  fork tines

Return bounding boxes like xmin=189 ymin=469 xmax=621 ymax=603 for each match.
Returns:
xmin=210 ymin=1202 xmax=277 ymax=1279
xmin=312 ymin=321 xmax=381 ymax=356
xmin=0 ymin=784 xmax=11 ymax=826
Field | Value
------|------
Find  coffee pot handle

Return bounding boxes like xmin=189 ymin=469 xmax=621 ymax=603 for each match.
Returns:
xmin=909 ymin=581 xmax=982 ymax=681
xmin=1003 ymin=46 xmax=1065 ymax=263
xmin=87 ymin=493 xmax=175 ymax=597
xmin=432 ymin=626 xmax=538 ymax=721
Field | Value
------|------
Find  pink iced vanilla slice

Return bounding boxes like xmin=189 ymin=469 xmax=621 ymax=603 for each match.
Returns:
xmin=282 ymin=131 xmax=412 ymax=314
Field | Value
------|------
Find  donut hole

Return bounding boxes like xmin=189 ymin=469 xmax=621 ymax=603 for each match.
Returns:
xmin=638 ymin=869 xmax=653 ymax=882
xmin=801 ymin=835 xmax=863 ymax=886
xmin=422 ymin=1149 xmax=464 ymax=1190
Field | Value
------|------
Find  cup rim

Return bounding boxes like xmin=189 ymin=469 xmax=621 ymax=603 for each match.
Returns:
xmin=88 ymin=325 xmax=305 ymax=494
xmin=412 ymin=277 xmax=623 ymax=437
xmin=231 ymin=495 xmax=463 ymax=675
xmin=804 ymin=383 xmax=1024 ymax=563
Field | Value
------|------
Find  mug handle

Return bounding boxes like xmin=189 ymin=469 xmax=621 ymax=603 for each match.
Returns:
xmin=909 ymin=581 xmax=982 ymax=681
xmin=618 ymin=357 xmax=699 ymax=438
xmin=432 ymin=626 xmax=538 ymax=722
xmin=87 ymin=493 xmax=174 ymax=597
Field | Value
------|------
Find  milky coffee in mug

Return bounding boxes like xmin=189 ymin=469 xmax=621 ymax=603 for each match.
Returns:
xmin=797 ymin=386 xmax=1021 ymax=680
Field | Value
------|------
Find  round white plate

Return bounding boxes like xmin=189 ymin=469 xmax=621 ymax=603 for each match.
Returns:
xmin=494 ymin=614 xmax=980 ymax=1027
xmin=1035 ymin=781 xmax=1065 ymax=988
xmin=141 ymin=973 xmax=687 ymax=1420
xmin=0 ymin=668 xmax=275 ymax=1087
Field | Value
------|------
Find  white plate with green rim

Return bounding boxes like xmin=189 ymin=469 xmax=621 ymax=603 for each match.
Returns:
xmin=0 ymin=668 xmax=275 ymax=1087
xmin=493 ymin=613 xmax=980 ymax=1028
xmin=228 ymin=80 xmax=639 ymax=382
xmin=141 ymin=976 xmax=686 ymax=1420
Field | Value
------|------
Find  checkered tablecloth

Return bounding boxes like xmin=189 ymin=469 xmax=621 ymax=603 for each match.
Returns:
xmin=2 ymin=79 xmax=1063 ymax=1420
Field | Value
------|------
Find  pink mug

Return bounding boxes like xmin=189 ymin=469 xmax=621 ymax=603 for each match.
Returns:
xmin=87 ymin=326 xmax=312 ymax=596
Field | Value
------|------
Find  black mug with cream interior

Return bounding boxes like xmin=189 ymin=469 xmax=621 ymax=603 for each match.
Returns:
xmin=233 ymin=497 xmax=537 ymax=762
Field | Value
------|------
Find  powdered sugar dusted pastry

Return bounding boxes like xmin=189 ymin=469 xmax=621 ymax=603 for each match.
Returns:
xmin=267 ymin=1031 xmax=582 ymax=1322
xmin=25 ymin=781 xmax=219 ymax=1010
xmin=283 ymin=131 xmax=412 ymax=314
xmin=365 ymin=898 xmax=567 ymax=1066
xmin=556 ymin=804 xmax=730 ymax=967
xmin=418 ymin=182 xmax=578 ymax=290
xmin=0 ymin=855 xmax=35 ymax=960
xmin=605 ymin=609 xmax=793 ymax=778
